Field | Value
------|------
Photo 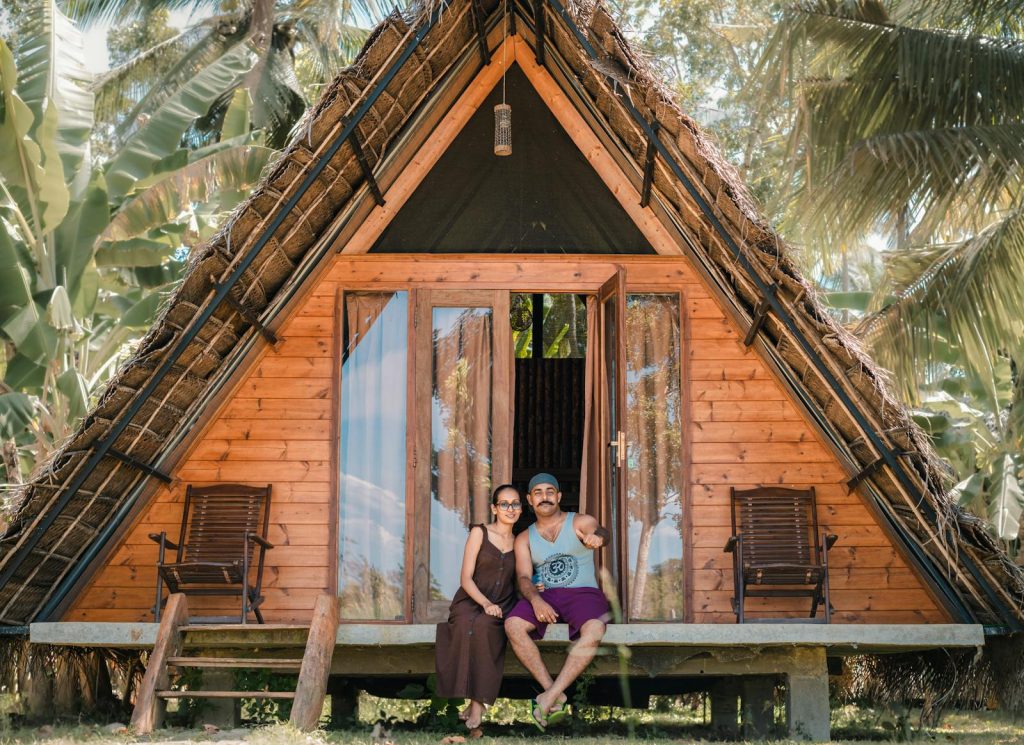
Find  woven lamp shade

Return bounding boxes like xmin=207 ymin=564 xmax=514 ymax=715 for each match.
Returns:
xmin=494 ymin=103 xmax=511 ymax=156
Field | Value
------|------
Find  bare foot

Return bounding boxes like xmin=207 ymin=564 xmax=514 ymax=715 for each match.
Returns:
xmin=536 ymin=689 xmax=569 ymax=716
xmin=465 ymin=700 xmax=484 ymax=730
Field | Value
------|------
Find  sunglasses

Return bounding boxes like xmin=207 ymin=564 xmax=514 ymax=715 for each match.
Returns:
xmin=495 ymin=501 xmax=523 ymax=512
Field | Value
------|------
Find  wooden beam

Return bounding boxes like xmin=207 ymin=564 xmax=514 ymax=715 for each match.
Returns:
xmin=341 ymin=38 xmax=515 ymax=254
xmin=511 ymin=37 xmax=683 ymax=257
xmin=290 ymin=594 xmax=339 ymax=731
xmin=131 ymin=593 xmax=188 ymax=734
xmin=326 ymin=255 xmax=700 ymax=290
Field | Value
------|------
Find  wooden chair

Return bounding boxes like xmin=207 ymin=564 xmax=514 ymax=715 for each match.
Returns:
xmin=724 ymin=486 xmax=837 ymax=623
xmin=150 ymin=484 xmax=274 ymax=624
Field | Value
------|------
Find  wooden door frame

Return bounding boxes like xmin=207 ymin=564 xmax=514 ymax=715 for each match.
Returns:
xmin=334 ymin=257 xmax=694 ymax=624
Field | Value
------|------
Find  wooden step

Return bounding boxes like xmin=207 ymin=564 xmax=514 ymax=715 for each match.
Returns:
xmin=156 ymin=690 xmax=296 ymax=700
xmin=167 ymin=657 xmax=303 ymax=671
xmin=181 ymin=624 xmax=310 ymax=649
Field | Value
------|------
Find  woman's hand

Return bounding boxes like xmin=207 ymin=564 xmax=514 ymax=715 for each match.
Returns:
xmin=484 ymin=603 xmax=503 ymax=618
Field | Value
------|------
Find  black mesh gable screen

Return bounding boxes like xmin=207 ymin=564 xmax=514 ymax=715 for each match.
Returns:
xmin=371 ymin=65 xmax=655 ymax=254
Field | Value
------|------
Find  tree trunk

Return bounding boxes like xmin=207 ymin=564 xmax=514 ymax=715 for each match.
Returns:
xmin=21 ymin=650 xmax=54 ymax=723
xmin=53 ymin=654 xmax=85 ymax=719
xmin=243 ymin=0 xmax=276 ymax=99
xmin=628 ymin=520 xmax=656 ymax=617
xmin=2 ymin=439 xmax=21 ymax=488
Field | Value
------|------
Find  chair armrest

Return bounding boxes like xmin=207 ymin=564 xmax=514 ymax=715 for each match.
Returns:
xmin=724 ymin=536 xmax=738 ymax=553
xmin=148 ymin=532 xmax=179 ymax=550
xmin=824 ymin=533 xmax=838 ymax=550
xmin=247 ymin=534 xmax=274 ymax=550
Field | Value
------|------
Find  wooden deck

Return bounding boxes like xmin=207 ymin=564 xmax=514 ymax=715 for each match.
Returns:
xmin=32 ymin=621 xmax=984 ymax=655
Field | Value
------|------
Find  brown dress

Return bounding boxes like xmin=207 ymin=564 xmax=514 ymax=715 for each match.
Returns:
xmin=435 ymin=525 xmax=516 ymax=703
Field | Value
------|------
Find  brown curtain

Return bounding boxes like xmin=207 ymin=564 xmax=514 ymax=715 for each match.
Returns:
xmin=626 ymin=296 xmax=682 ymax=619
xmin=579 ymin=296 xmax=600 ymax=516
xmin=434 ymin=309 xmax=493 ymax=526
xmin=345 ymin=292 xmax=392 ymax=356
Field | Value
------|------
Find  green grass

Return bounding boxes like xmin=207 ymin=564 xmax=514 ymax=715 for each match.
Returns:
xmin=0 ymin=706 xmax=1021 ymax=744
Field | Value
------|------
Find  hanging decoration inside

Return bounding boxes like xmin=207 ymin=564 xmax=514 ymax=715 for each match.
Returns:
xmin=494 ymin=0 xmax=512 ymax=156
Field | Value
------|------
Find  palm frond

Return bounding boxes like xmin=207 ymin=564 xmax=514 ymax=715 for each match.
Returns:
xmin=65 ymin=0 xmax=221 ymax=29
xmin=858 ymin=202 xmax=1024 ymax=400
xmin=797 ymin=123 xmax=1024 ymax=244
xmin=91 ymin=23 xmax=211 ymax=125
xmin=760 ymin=3 xmax=1024 ymax=247
xmin=101 ymin=141 xmax=276 ymax=243
xmin=897 ymin=0 xmax=1024 ymax=38
xmin=113 ymin=19 xmax=238 ymax=141
xmin=104 ymin=41 xmax=257 ymax=198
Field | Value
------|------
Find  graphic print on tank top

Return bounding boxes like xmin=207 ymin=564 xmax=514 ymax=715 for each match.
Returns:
xmin=538 ymin=553 xmax=579 ymax=588
xmin=528 ymin=512 xmax=599 ymax=590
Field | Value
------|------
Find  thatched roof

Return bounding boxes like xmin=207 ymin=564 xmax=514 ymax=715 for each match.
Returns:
xmin=1 ymin=0 xmax=1022 ymax=628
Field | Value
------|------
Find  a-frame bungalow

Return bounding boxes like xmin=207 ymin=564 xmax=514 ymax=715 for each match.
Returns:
xmin=2 ymin=0 xmax=1023 ymax=739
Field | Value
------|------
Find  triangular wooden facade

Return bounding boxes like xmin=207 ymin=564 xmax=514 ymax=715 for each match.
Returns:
xmin=0 ymin=0 xmax=1021 ymax=630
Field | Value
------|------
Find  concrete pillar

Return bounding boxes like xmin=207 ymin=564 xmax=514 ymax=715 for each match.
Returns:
xmin=199 ymin=670 xmax=240 ymax=729
xmin=709 ymin=678 xmax=740 ymax=739
xmin=741 ymin=676 xmax=776 ymax=738
xmin=328 ymin=681 xmax=359 ymax=729
xmin=785 ymin=647 xmax=830 ymax=741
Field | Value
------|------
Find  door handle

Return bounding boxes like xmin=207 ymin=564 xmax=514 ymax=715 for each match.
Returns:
xmin=609 ymin=430 xmax=626 ymax=468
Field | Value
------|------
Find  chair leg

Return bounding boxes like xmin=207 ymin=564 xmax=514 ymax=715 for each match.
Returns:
xmin=154 ymin=534 xmax=167 ymax=623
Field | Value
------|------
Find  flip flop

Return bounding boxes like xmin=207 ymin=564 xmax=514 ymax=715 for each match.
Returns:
xmin=530 ymin=698 xmax=547 ymax=732
xmin=545 ymin=701 xmax=569 ymax=726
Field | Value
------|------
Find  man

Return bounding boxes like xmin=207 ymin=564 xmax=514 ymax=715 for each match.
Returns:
xmin=504 ymin=473 xmax=611 ymax=729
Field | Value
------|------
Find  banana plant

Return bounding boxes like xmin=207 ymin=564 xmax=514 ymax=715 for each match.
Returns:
xmin=0 ymin=2 xmax=276 ymax=494
xmin=911 ymin=350 xmax=1024 ymax=556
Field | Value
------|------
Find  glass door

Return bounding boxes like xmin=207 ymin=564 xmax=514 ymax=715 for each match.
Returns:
xmin=597 ymin=269 xmax=627 ymax=606
xmin=411 ymin=290 xmax=512 ymax=622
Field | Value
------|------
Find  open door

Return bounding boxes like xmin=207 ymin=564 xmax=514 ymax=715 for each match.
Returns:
xmin=411 ymin=290 xmax=513 ymax=623
xmin=596 ymin=268 xmax=627 ymax=608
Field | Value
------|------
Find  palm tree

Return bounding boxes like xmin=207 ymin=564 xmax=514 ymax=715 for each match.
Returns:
xmin=757 ymin=0 xmax=1024 ymax=550
xmin=77 ymin=0 xmax=380 ymax=149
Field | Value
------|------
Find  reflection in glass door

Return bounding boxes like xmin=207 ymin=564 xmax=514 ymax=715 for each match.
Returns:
xmin=338 ymin=291 xmax=409 ymax=620
xmin=414 ymin=291 xmax=511 ymax=621
xmin=624 ymin=294 xmax=684 ymax=620
xmin=429 ymin=306 xmax=495 ymax=611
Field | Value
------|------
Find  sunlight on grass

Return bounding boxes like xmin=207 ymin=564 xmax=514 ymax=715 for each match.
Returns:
xmin=0 ymin=700 xmax=1021 ymax=744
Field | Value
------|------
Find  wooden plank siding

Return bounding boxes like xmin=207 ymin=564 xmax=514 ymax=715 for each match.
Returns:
xmin=67 ymin=256 xmax=949 ymax=625
xmin=68 ymin=283 xmax=340 ymax=624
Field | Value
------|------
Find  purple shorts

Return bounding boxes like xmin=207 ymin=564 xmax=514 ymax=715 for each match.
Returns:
xmin=506 ymin=587 xmax=611 ymax=640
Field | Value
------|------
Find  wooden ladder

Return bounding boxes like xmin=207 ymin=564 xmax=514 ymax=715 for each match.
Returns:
xmin=131 ymin=593 xmax=338 ymax=733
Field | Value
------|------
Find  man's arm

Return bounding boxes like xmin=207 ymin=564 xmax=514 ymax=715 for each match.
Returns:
xmin=574 ymin=513 xmax=609 ymax=549
xmin=514 ymin=531 xmax=541 ymax=602
xmin=515 ymin=531 xmax=558 ymax=624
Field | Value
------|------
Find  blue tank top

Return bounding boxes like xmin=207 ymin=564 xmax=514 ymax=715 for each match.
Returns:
xmin=528 ymin=512 xmax=598 ymax=589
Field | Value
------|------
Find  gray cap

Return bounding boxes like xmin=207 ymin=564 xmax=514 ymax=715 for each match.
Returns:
xmin=528 ymin=472 xmax=560 ymax=492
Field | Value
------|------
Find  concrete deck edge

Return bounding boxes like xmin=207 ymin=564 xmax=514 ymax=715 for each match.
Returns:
xmin=31 ymin=622 xmax=985 ymax=651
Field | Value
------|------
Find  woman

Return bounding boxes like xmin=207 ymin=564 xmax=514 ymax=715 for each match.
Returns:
xmin=435 ymin=484 xmax=522 ymax=731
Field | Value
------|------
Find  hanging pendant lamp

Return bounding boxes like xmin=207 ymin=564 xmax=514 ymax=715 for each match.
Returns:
xmin=494 ymin=0 xmax=511 ymax=156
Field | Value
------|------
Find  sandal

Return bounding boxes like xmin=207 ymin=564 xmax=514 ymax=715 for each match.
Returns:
xmin=545 ymin=701 xmax=569 ymax=727
xmin=530 ymin=698 xmax=547 ymax=732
